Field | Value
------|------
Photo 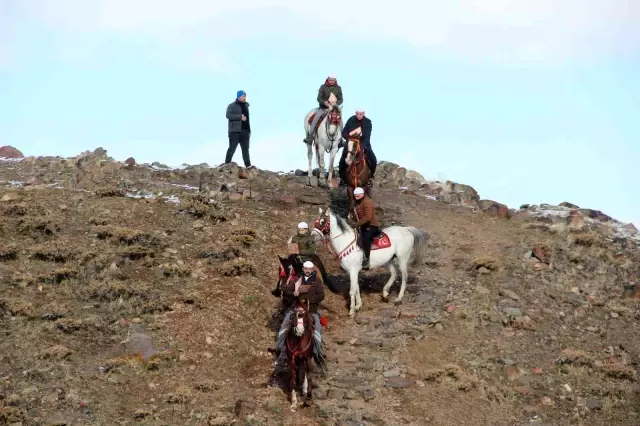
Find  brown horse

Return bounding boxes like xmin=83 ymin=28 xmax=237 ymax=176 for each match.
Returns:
xmin=285 ymin=298 xmax=315 ymax=411
xmin=344 ymin=133 xmax=371 ymax=212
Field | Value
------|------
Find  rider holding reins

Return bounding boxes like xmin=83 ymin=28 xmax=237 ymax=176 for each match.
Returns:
xmin=303 ymin=75 xmax=344 ymax=145
xmin=338 ymin=108 xmax=377 ymax=186
xmin=272 ymin=260 xmax=327 ymax=375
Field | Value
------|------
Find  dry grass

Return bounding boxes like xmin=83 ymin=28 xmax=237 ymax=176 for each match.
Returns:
xmin=17 ymin=217 xmax=60 ymax=236
xmin=0 ymin=164 xmax=638 ymax=426
xmin=216 ymin=258 xmax=256 ymax=277
xmin=0 ymin=245 xmax=18 ymax=261
xmin=94 ymin=188 xmax=126 ymax=197
xmin=29 ymin=241 xmax=77 ymax=262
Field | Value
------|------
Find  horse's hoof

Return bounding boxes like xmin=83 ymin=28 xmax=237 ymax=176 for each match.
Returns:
xmin=290 ymin=406 xmax=296 ymax=412
xmin=381 ymin=295 xmax=389 ymax=303
xmin=394 ymin=299 xmax=403 ymax=306
xmin=303 ymin=398 xmax=312 ymax=407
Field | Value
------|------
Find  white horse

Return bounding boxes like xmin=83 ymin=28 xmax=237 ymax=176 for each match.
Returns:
xmin=303 ymin=103 xmax=343 ymax=187
xmin=312 ymin=207 xmax=430 ymax=317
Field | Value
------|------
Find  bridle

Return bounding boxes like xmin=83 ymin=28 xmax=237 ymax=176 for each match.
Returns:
xmin=319 ymin=105 xmax=342 ymax=151
xmin=313 ymin=214 xmax=357 ymax=261
xmin=286 ymin=299 xmax=313 ymax=362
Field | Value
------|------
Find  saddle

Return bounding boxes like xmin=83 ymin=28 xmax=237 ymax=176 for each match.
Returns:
xmin=308 ymin=108 xmax=341 ymax=135
xmin=356 ymin=229 xmax=391 ymax=250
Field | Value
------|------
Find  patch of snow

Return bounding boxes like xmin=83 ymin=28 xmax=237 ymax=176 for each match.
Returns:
xmin=524 ymin=205 xmax=640 ymax=242
xmin=524 ymin=205 xmax=572 ymax=218
xmin=0 ymin=180 xmax=25 ymax=187
xmin=124 ymin=189 xmax=181 ymax=205
xmin=45 ymin=182 xmax=65 ymax=189
xmin=0 ymin=157 xmax=24 ymax=163
xmin=125 ymin=190 xmax=155 ymax=199
xmin=169 ymin=183 xmax=199 ymax=191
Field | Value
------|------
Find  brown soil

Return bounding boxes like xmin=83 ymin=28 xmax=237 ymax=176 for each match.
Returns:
xmin=0 ymin=153 xmax=639 ymax=426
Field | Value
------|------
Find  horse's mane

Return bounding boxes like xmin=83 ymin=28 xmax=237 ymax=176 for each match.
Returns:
xmin=328 ymin=189 xmax=350 ymax=233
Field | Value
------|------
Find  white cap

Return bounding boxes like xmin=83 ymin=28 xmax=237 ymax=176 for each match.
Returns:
xmin=355 ymin=108 xmax=365 ymax=113
xmin=328 ymin=74 xmax=336 ymax=79
xmin=353 ymin=187 xmax=365 ymax=195
xmin=297 ymin=222 xmax=308 ymax=229
xmin=303 ymin=261 xmax=314 ymax=268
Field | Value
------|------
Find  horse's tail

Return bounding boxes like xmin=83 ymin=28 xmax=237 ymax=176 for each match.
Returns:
xmin=405 ymin=227 xmax=429 ymax=267
xmin=310 ymin=254 xmax=338 ymax=294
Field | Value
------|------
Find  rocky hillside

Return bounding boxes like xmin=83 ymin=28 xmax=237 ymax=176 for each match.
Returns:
xmin=1 ymin=146 xmax=639 ymax=426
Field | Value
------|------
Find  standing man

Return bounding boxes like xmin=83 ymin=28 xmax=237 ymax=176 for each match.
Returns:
xmin=338 ymin=108 xmax=377 ymax=186
xmin=225 ymin=90 xmax=255 ymax=169
xmin=303 ymin=75 xmax=344 ymax=145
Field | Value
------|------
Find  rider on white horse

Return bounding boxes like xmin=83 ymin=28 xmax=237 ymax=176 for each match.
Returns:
xmin=303 ymin=75 xmax=343 ymax=145
xmin=352 ymin=187 xmax=380 ymax=270
xmin=274 ymin=260 xmax=327 ymax=374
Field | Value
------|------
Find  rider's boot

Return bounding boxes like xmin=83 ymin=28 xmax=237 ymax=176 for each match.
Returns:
xmin=303 ymin=133 xmax=314 ymax=145
xmin=362 ymin=256 xmax=371 ymax=271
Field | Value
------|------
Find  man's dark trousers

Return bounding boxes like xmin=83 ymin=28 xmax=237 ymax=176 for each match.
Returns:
xmin=225 ymin=130 xmax=251 ymax=167
xmin=360 ymin=225 xmax=379 ymax=260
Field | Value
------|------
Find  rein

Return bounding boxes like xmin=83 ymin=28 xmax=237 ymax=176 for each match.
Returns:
xmin=319 ymin=107 xmax=342 ymax=152
xmin=286 ymin=304 xmax=314 ymax=364
xmin=347 ymin=138 xmax=367 ymax=184
xmin=317 ymin=215 xmax=358 ymax=261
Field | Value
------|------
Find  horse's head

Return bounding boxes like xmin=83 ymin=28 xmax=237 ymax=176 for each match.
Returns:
xmin=313 ymin=207 xmax=331 ymax=237
xmin=326 ymin=105 xmax=342 ymax=137
xmin=345 ymin=132 xmax=362 ymax=167
xmin=292 ymin=298 xmax=310 ymax=336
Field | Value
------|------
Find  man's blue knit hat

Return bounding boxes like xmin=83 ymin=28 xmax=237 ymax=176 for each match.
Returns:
xmin=237 ymin=90 xmax=246 ymax=98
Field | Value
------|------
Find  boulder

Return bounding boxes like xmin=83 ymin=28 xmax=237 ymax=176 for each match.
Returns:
xmin=478 ymin=200 xmax=511 ymax=219
xmin=0 ymin=145 xmax=24 ymax=158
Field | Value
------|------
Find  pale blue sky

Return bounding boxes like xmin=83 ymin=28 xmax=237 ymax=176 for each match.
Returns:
xmin=1 ymin=1 xmax=639 ymax=225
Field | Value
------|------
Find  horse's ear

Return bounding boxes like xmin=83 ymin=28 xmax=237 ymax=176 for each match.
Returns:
xmin=318 ymin=207 xmax=323 ymax=214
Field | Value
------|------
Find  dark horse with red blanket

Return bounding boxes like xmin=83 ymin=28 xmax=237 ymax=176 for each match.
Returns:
xmin=271 ymin=254 xmax=332 ymax=301
xmin=284 ymin=297 xmax=315 ymax=411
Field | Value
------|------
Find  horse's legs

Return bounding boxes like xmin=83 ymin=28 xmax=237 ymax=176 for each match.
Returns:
xmin=302 ymin=359 xmax=312 ymax=405
xmin=382 ymin=260 xmax=399 ymax=302
xmin=348 ymin=268 xmax=360 ymax=318
xmin=355 ymin=283 xmax=362 ymax=311
xmin=316 ymin=143 xmax=326 ymax=187
xmin=306 ymin=141 xmax=314 ymax=186
xmin=327 ymin=146 xmax=338 ymax=187
xmin=290 ymin=358 xmax=298 ymax=411
xmin=396 ymin=253 xmax=410 ymax=305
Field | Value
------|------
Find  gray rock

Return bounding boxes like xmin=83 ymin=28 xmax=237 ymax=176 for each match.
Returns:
xmin=327 ymin=388 xmax=345 ymax=399
xmin=499 ymin=289 xmax=520 ymax=301
xmin=312 ymin=387 xmax=328 ymax=400
xmin=503 ymin=307 xmax=523 ymax=317
xmin=361 ymin=388 xmax=376 ymax=401
xmin=414 ymin=291 xmax=436 ymax=303
xmin=329 ymin=377 xmax=368 ymax=389
xmin=586 ymin=398 xmax=603 ymax=410
xmin=383 ymin=369 xmax=401 ymax=378
xmin=385 ymin=377 xmax=414 ymax=388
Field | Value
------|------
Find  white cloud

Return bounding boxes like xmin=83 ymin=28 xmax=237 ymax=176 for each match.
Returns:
xmin=5 ymin=0 xmax=639 ymax=64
